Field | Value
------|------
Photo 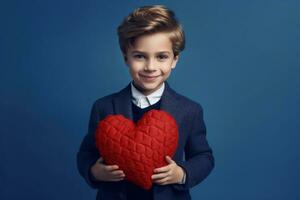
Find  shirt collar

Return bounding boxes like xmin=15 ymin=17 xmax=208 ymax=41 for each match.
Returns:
xmin=131 ymin=81 xmax=165 ymax=107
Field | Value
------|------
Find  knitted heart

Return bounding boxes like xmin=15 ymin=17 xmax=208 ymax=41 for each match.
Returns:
xmin=95 ymin=109 xmax=178 ymax=190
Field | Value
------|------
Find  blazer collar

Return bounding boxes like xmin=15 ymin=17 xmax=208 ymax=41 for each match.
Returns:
xmin=113 ymin=81 xmax=180 ymax=121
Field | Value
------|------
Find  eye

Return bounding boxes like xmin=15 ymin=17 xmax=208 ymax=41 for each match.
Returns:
xmin=133 ymin=54 xmax=145 ymax=60
xmin=157 ymin=55 xmax=169 ymax=61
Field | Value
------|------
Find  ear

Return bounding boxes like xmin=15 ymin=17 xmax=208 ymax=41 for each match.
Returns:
xmin=171 ymin=54 xmax=180 ymax=69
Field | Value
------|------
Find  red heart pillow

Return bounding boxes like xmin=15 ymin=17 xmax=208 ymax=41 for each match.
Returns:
xmin=95 ymin=109 xmax=179 ymax=190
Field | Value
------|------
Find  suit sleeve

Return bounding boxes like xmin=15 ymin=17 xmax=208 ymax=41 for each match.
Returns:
xmin=76 ymin=100 xmax=103 ymax=189
xmin=172 ymin=103 xmax=215 ymax=191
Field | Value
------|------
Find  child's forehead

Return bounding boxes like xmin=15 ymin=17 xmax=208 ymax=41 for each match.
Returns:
xmin=130 ymin=49 xmax=172 ymax=55
xmin=128 ymin=32 xmax=173 ymax=52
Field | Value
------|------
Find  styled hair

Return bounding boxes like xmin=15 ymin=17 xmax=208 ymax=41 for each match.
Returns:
xmin=117 ymin=5 xmax=185 ymax=58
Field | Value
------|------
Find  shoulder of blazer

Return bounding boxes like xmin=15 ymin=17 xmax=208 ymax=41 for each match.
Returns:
xmin=170 ymin=88 xmax=204 ymax=113
xmin=91 ymin=83 xmax=130 ymax=112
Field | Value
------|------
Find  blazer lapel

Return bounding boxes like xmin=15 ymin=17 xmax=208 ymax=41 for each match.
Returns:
xmin=160 ymin=81 xmax=181 ymax=121
xmin=113 ymin=82 xmax=133 ymax=120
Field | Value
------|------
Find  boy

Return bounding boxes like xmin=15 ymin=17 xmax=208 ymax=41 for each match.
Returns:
xmin=77 ymin=5 xmax=214 ymax=200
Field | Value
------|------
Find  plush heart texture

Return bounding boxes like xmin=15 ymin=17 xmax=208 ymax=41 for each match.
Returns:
xmin=95 ymin=109 xmax=179 ymax=190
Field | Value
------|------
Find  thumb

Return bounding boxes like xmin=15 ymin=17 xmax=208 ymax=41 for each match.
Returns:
xmin=165 ymin=155 xmax=175 ymax=164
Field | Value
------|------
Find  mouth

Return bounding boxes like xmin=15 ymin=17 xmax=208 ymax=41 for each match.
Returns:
xmin=140 ymin=74 xmax=159 ymax=81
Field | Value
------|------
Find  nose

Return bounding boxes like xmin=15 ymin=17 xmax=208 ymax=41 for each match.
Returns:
xmin=144 ymin=58 xmax=157 ymax=71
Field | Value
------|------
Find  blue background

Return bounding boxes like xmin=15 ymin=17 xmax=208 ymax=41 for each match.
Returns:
xmin=1 ymin=0 xmax=299 ymax=199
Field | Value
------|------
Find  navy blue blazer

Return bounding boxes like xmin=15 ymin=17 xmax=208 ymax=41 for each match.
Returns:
xmin=77 ymin=81 xmax=215 ymax=200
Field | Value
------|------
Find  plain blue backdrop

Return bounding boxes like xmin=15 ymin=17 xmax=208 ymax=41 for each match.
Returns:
xmin=1 ymin=0 xmax=299 ymax=199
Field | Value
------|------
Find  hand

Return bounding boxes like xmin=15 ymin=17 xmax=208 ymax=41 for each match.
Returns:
xmin=151 ymin=156 xmax=185 ymax=185
xmin=90 ymin=157 xmax=126 ymax=182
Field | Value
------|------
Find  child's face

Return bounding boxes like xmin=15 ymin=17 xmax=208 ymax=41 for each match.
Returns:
xmin=125 ymin=32 xmax=179 ymax=96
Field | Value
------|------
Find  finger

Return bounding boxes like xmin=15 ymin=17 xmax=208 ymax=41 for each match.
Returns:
xmin=105 ymin=165 xmax=119 ymax=171
xmin=154 ymin=165 xmax=170 ymax=173
xmin=111 ymin=170 xmax=125 ymax=176
xmin=110 ymin=177 xmax=125 ymax=182
xmin=154 ymin=176 xmax=169 ymax=185
xmin=112 ymin=173 xmax=125 ymax=179
xmin=113 ymin=174 xmax=126 ymax=179
xmin=151 ymin=172 xmax=168 ymax=180
xmin=165 ymin=156 xmax=175 ymax=164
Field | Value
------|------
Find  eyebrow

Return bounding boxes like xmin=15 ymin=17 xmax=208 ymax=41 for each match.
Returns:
xmin=131 ymin=50 xmax=171 ymax=55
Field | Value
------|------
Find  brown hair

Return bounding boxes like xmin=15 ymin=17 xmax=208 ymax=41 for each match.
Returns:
xmin=117 ymin=5 xmax=185 ymax=58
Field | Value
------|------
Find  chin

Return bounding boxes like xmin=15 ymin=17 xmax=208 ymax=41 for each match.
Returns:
xmin=143 ymin=81 xmax=162 ymax=88
xmin=135 ymin=82 xmax=159 ymax=93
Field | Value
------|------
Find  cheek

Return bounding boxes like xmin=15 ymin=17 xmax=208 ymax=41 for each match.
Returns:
xmin=128 ymin=63 xmax=143 ymax=75
xmin=129 ymin=61 xmax=145 ymax=70
xmin=161 ymin=63 xmax=173 ymax=73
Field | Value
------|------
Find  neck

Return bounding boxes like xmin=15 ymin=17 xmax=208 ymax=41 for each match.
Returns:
xmin=132 ymin=81 xmax=163 ymax=96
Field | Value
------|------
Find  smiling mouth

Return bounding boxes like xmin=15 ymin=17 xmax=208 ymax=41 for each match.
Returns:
xmin=140 ymin=74 xmax=159 ymax=81
xmin=140 ymin=74 xmax=159 ymax=78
